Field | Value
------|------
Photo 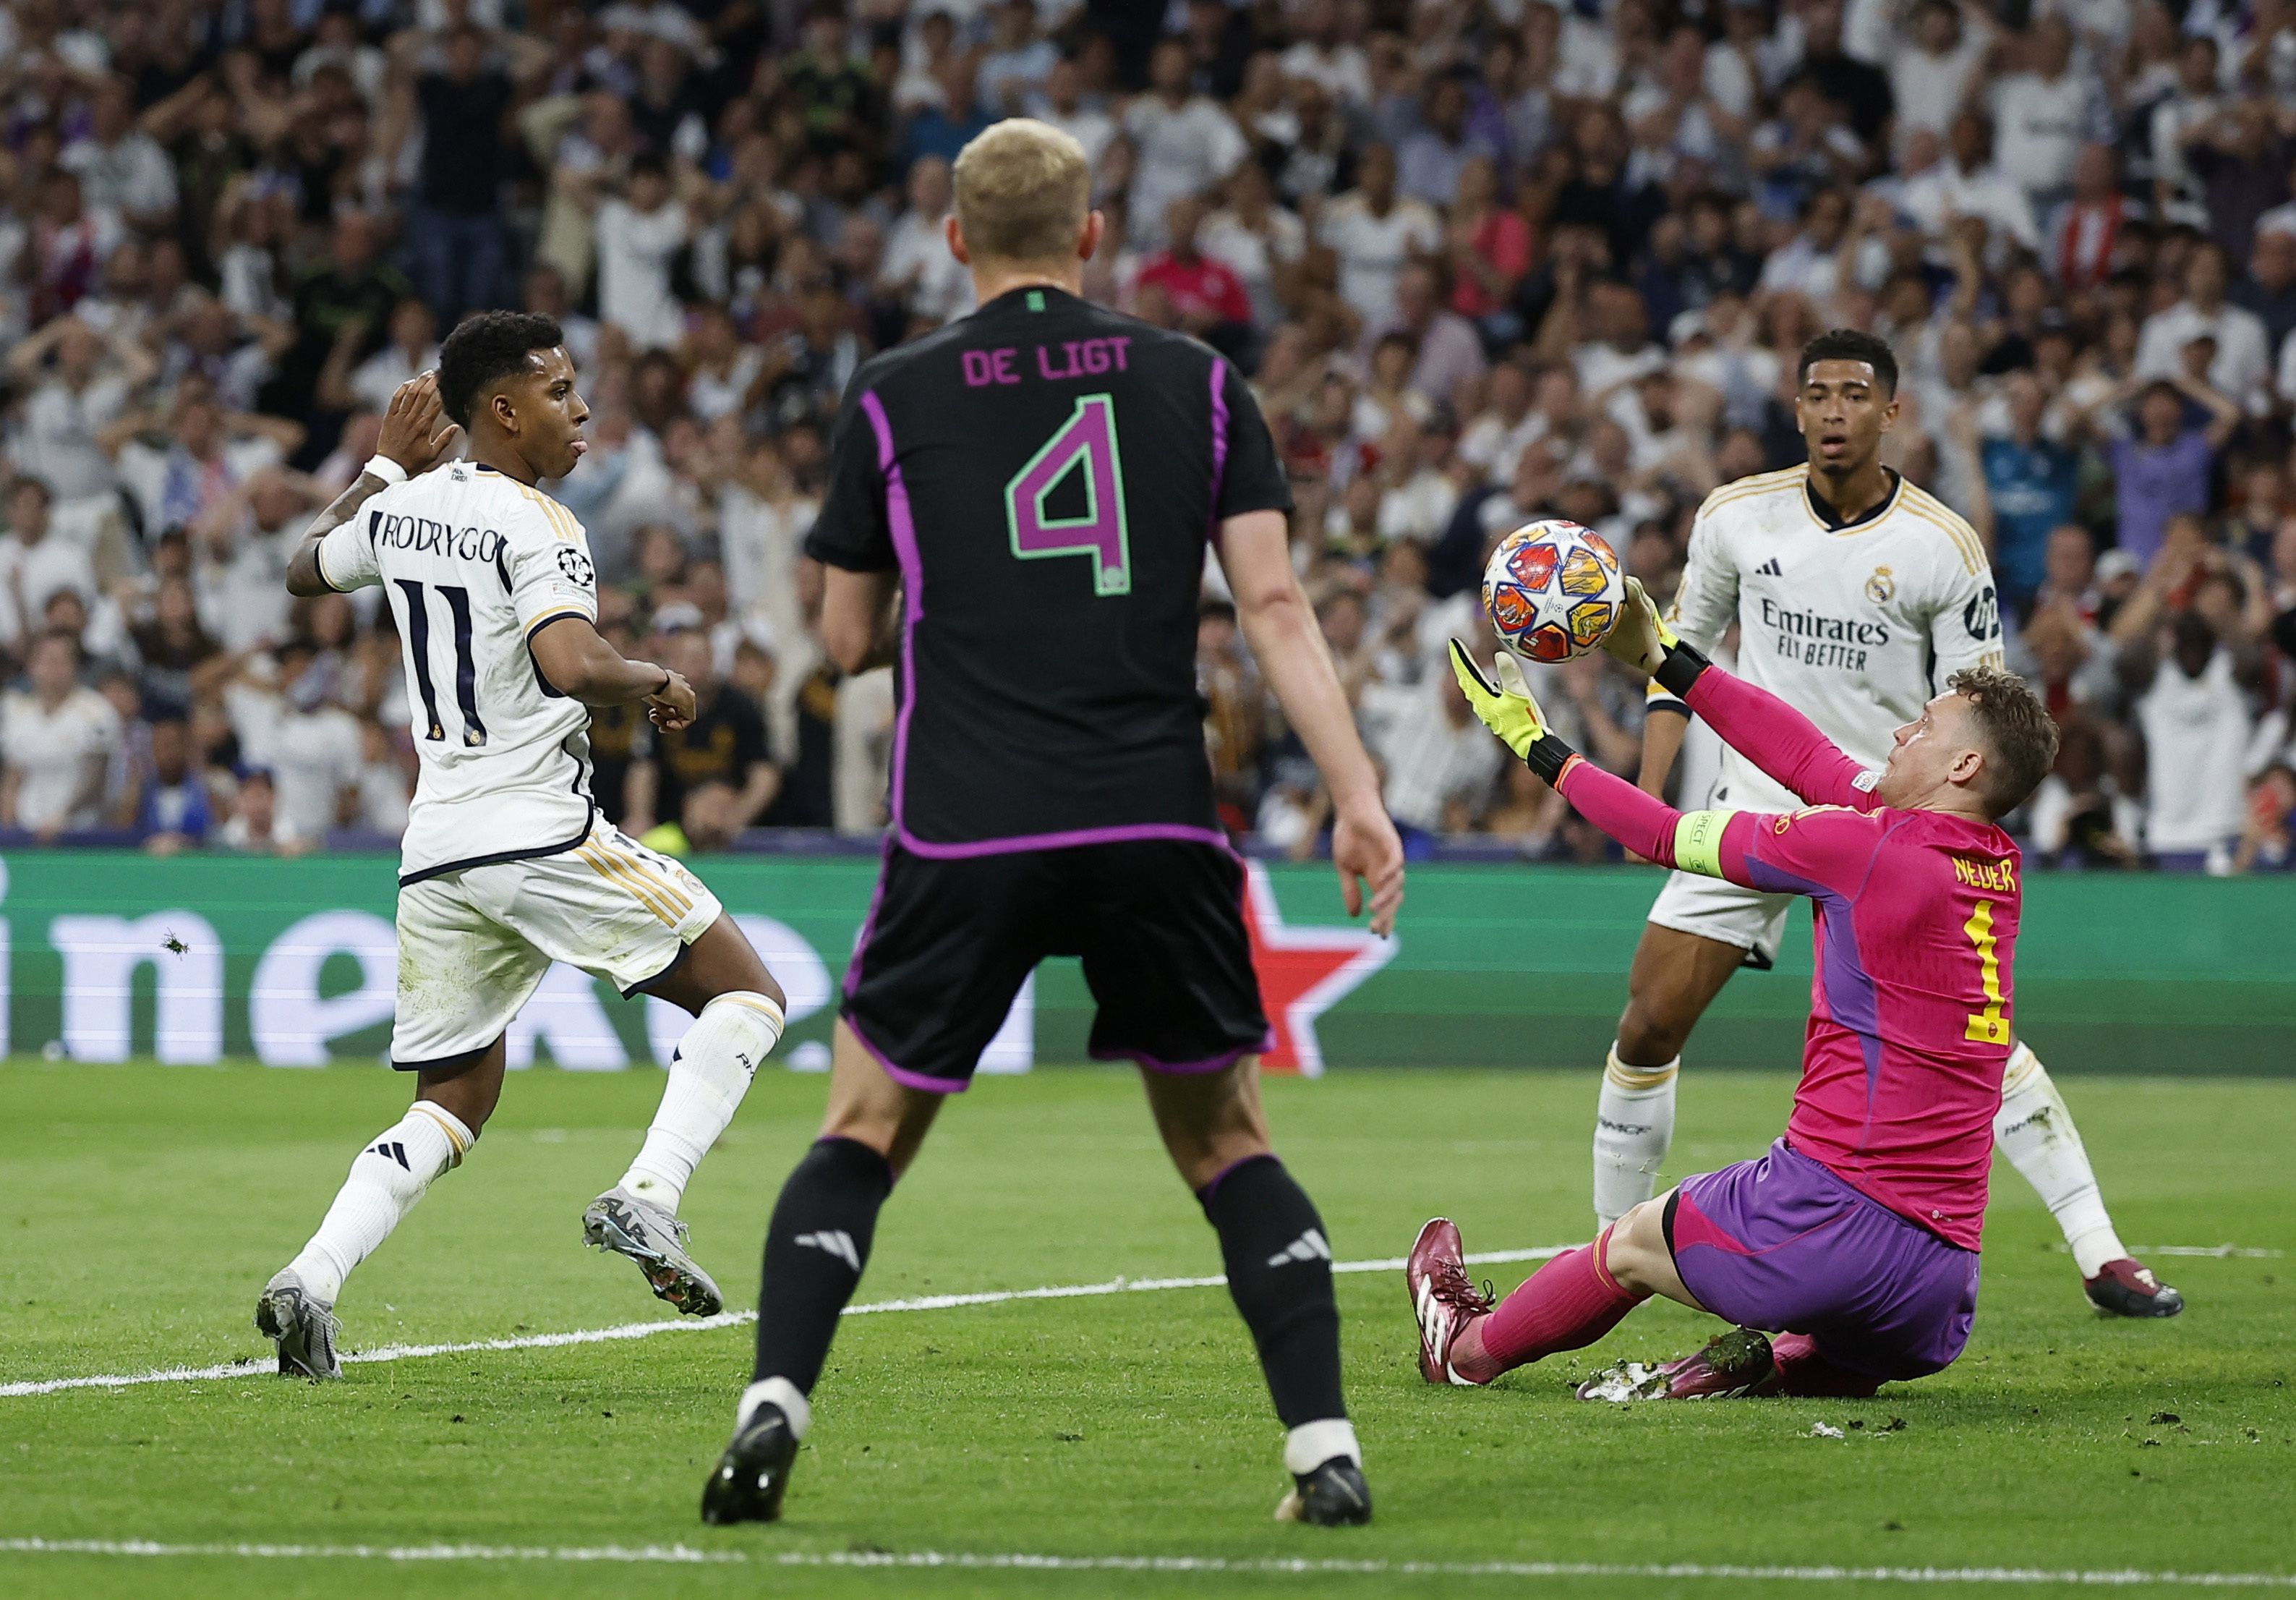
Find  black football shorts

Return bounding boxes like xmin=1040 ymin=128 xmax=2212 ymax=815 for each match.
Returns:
xmin=841 ymin=838 xmax=1271 ymax=1091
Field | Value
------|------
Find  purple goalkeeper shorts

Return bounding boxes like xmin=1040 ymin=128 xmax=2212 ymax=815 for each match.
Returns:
xmin=1668 ymin=1140 xmax=1980 ymax=1382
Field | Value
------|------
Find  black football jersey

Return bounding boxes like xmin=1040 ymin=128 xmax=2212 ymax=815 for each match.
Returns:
xmin=806 ymin=286 xmax=1291 ymax=848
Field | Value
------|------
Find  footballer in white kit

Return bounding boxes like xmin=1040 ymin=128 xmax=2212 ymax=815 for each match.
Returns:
xmin=1642 ymin=459 xmax=2002 ymax=963
xmin=316 ymin=441 xmax=718 ymax=1060
xmin=1592 ymin=328 xmax=2180 ymax=1319
xmin=254 ymin=316 xmax=791 ymax=1381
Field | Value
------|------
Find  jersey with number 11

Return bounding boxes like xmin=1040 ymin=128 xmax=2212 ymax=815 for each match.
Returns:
xmin=314 ymin=459 xmax=602 ymax=884
xmin=806 ymin=285 xmax=1292 ymax=851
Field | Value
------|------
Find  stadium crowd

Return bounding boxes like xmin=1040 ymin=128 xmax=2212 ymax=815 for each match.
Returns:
xmin=1 ymin=0 xmax=2294 ymax=872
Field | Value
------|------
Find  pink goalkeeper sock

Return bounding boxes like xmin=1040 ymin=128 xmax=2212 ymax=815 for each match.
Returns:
xmin=1770 ymin=1332 xmax=1884 ymax=1397
xmin=1454 ymin=1228 xmax=1647 ymax=1382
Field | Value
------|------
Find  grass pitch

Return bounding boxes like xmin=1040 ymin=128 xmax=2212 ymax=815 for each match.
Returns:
xmin=1 ymin=1060 xmax=2291 ymax=1599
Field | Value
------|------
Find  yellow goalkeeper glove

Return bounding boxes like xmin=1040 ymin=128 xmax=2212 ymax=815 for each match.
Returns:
xmin=1599 ymin=576 xmax=1679 ymax=677
xmin=1449 ymin=639 xmax=1553 ymax=762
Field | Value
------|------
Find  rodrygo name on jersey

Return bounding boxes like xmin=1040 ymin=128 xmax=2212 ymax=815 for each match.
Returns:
xmin=313 ymin=460 xmax=600 ymax=883
xmin=1655 ymin=464 xmax=2003 ymax=814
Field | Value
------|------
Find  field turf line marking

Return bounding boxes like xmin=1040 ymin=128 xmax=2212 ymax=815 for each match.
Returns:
xmin=0 ymin=1246 xmax=1576 ymax=1400
xmin=4 ymin=1539 xmax=2293 ymax=1587
xmin=2121 ymin=1245 xmax=2282 ymax=1259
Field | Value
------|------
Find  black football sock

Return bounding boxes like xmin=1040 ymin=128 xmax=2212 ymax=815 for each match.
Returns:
xmin=1198 ymin=1154 xmax=1347 ymax=1431
xmin=751 ymin=1136 xmax=894 ymax=1393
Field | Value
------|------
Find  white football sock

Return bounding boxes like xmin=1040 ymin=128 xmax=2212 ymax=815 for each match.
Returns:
xmin=1592 ymin=1045 xmax=1678 ymax=1227
xmin=1283 ymin=1417 xmax=1361 ymax=1475
xmin=286 ymin=1102 xmax=474 ymax=1306
xmin=623 ymin=991 xmax=785 ymax=1212
xmin=1993 ymin=1043 xmax=2126 ymax=1278
xmin=737 ymin=1376 xmax=811 ymax=1439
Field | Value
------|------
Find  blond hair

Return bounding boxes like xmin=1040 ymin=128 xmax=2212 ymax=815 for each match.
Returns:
xmin=952 ymin=119 xmax=1091 ymax=265
xmin=1947 ymin=665 xmax=2060 ymax=817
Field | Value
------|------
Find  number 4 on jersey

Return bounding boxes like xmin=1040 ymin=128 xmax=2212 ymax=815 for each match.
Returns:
xmin=1005 ymin=393 xmax=1130 ymax=596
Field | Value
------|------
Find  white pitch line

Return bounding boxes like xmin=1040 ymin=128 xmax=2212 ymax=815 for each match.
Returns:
xmin=3 ymin=1538 xmax=2292 ymax=1588
xmin=0 ymin=1246 xmax=1573 ymax=1400
xmin=2126 ymin=1245 xmax=2284 ymax=1259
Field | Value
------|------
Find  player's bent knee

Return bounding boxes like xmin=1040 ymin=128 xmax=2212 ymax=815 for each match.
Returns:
xmin=414 ymin=1039 xmax=507 ymax=1131
xmin=1615 ymin=1000 xmax=1690 ymax=1069
xmin=1600 ymin=1195 xmax=1675 ymax=1295
xmin=683 ymin=914 xmax=787 ymax=1013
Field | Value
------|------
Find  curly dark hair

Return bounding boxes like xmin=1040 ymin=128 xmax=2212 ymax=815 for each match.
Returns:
xmin=1948 ymin=665 xmax=2060 ymax=817
xmin=1796 ymin=328 xmax=1899 ymax=396
xmin=438 ymin=311 xmax=566 ymax=427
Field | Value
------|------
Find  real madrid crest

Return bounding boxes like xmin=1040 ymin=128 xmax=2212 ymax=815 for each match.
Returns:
xmin=1865 ymin=566 xmax=1895 ymax=605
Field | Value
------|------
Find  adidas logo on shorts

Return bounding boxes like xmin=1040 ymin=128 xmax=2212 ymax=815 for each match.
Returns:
xmin=796 ymin=1230 xmax=862 ymax=1272
xmin=1267 ymin=1228 xmax=1333 ymax=1269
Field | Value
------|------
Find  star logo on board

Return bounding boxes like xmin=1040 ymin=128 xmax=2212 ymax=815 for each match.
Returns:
xmin=1240 ymin=861 xmax=1397 ymax=1077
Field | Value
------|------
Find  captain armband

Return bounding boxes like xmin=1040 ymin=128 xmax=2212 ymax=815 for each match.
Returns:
xmin=1671 ymin=809 xmax=1734 ymax=880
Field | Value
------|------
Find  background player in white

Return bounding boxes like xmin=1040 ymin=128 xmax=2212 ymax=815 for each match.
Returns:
xmin=1594 ymin=328 xmax=2180 ymax=1319
xmin=255 ymin=322 xmax=790 ymax=1379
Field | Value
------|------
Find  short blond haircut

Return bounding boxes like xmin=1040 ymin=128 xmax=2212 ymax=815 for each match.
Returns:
xmin=952 ymin=119 xmax=1091 ymax=265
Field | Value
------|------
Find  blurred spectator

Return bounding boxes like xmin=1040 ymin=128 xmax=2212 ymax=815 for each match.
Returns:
xmin=218 ymin=767 xmax=306 ymax=855
xmin=2075 ymin=377 xmax=2240 ymax=571
xmin=136 ymin=715 xmax=215 ymax=854
xmin=0 ymin=477 xmax=98 ymax=652
xmin=1964 ymin=374 xmax=2079 ymax=616
xmin=626 ymin=626 xmax=777 ymax=852
xmin=2235 ymin=765 xmax=2296 ymax=874
xmin=1 ymin=631 xmax=119 ymax=838
xmin=236 ymin=638 xmax=362 ymax=842
xmin=593 ymin=155 xmax=689 ymax=353
xmin=2136 ymin=243 xmax=2275 ymax=414
xmin=1318 ymin=143 xmax=1438 ymax=326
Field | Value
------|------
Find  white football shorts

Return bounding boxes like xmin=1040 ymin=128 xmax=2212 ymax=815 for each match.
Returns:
xmin=390 ymin=818 xmax=723 ymax=1068
xmin=1644 ymin=869 xmax=1792 ymax=970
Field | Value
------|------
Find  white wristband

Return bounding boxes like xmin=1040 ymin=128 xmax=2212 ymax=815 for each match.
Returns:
xmin=362 ymin=455 xmax=409 ymax=487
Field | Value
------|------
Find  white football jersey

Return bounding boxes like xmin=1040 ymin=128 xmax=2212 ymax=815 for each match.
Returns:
xmin=1655 ymin=464 xmax=2004 ymax=814
xmin=314 ymin=461 xmax=600 ymax=882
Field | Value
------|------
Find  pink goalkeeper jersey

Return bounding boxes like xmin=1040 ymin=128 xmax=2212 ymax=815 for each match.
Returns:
xmin=1556 ymin=668 xmax=2020 ymax=1250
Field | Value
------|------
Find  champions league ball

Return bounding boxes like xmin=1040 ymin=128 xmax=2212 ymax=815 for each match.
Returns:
xmin=1480 ymin=521 xmax=1628 ymax=664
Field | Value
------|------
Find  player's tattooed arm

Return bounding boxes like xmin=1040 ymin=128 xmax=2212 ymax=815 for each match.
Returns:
xmin=286 ymin=373 xmax=461 ymax=597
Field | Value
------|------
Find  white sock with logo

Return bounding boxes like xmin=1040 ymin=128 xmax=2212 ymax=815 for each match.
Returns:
xmin=1593 ymin=1045 xmax=1678 ymax=1227
xmin=623 ymin=992 xmax=785 ymax=1212
xmin=286 ymin=1102 xmax=475 ymax=1306
xmin=1993 ymin=1043 xmax=2126 ymax=1277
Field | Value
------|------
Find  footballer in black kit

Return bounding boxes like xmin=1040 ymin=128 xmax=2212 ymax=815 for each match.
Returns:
xmin=705 ymin=117 xmax=1401 ymax=1533
xmin=804 ymin=284 xmax=1285 ymax=1085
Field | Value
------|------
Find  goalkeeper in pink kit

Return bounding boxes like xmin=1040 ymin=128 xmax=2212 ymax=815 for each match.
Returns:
xmin=1411 ymin=579 xmax=2061 ymax=1399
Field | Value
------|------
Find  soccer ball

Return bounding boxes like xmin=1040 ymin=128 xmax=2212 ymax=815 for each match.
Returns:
xmin=1480 ymin=520 xmax=1627 ymax=664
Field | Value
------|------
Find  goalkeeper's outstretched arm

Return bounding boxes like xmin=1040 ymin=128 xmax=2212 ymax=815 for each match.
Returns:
xmin=1449 ymin=642 xmax=1761 ymax=887
xmin=1605 ymin=579 xmax=1881 ymax=814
